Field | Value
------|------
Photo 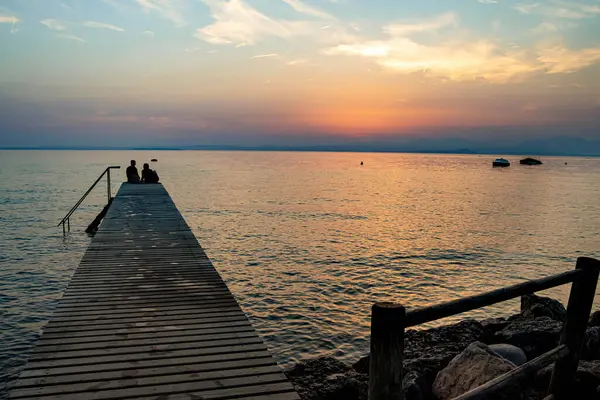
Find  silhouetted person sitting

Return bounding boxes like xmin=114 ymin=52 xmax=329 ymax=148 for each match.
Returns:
xmin=126 ymin=160 xmax=140 ymax=183
xmin=141 ymin=163 xmax=159 ymax=183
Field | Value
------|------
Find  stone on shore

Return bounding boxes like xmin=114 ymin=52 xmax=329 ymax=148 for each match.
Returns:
xmin=521 ymin=294 xmax=566 ymax=321
xmin=432 ymin=342 xmax=519 ymax=400
xmin=583 ymin=326 xmax=600 ymax=360
xmin=489 ymin=343 xmax=527 ymax=366
xmin=536 ymin=360 xmax=600 ymax=399
xmin=494 ymin=316 xmax=562 ymax=359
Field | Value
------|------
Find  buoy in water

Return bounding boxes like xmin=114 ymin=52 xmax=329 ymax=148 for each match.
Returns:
xmin=151 ymin=158 xmax=158 ymax=162
xmin=360 ymin=161 xmax=363 ymax=166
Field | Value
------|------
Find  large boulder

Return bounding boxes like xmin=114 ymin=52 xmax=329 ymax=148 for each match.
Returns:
xmin=286 ymin=356 xmax=368 ymax=400
xmin=432 ymin=342 xmax=519 ymax=400
xmin=590 ymin=311 xmax=600 ymax=327
xmin=494 ymin=316 xmax=562 ymax=359
xmin=404 ymin=319 xmax=486 ymax=363
xmin=489 ymin=343 xmax=527 ymax=366
xmin=403 ymin=357 xmax=447 ymax=400
xmin=521 ymin=294 xmax=566 ymax=322
xmin=352 ymin=320 xmax=486 ymax=375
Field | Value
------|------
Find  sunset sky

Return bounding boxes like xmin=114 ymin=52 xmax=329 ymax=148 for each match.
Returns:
xmin=1 ymin=0 xmax=599 ymax=152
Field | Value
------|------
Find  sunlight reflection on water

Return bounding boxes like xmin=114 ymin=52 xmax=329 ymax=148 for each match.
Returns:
xmin=1 ymin=150 xmax=599 ymax=397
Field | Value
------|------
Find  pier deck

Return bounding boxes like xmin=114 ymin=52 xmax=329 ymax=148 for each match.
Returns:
xmin=10 ymin=183 xmax=299 ymax=400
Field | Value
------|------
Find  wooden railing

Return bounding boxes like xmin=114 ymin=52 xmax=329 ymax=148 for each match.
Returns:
xmin=369 ymin=257 xmax=600 ymax=400
xmin=58 ymin=166 xmax=120 ymax=234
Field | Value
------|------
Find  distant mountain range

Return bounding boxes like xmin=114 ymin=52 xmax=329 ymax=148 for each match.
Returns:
xmin=2 ymin=136 xmax=599 ymax=156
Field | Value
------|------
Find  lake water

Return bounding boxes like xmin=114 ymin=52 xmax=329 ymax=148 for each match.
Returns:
xmin=1 ymin=150 xmax=599 ymax=397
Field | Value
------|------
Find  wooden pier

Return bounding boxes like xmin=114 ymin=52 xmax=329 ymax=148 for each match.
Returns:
xmin=10 ymin=183 xmax=299 ymax=400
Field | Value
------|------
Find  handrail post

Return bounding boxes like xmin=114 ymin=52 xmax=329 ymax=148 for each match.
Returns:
xmin=549 ymin=257 xmax=600 ymax=399
xmin=369 ymin=302 xmax=405 ymax=400
xmin=107 ymin=168 xmax=111 ymax=203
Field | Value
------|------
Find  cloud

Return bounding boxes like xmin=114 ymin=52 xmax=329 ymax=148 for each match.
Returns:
xmin=142 ymin=29 xmax=155 ymax=37
xmin=83 ymin=21 xmax=124 ymax=31
xmin=323 ymin=12 xmax=600 ymax=82
xmin=1 ymin=13 xmax=20 ymax=34
xmin=383 ymin=12 xmax=457 ymax=36
xmin=136 ymin=0 xmax=186 ymax=26
xmin=281 ymin=0 xmax=333 ymax=19
xmin=515 ymin=0 xmax=600 ymax=19
xmin=286 ymin=58 xmax=308 ymax=65
xmin=531 ymin=21 xmax=578 ymax=33
xmin=538 ymin=45 xmax=600 ymax=73
xmin=40 ymin=19 xmax=68 ymax=31
xmin=478 ymin=0 xmax=498 ymax=3
xmin=0 ymin=14 xmax=19 ymax=23
xmin=196 ymin=0 xmax=354 ymax=46
xmin=197 ymin=0 xmax=307 ymax=45
xmin=57 ymin=34 xmax=85 ymax=42
xmin=250 ymin=53 xmax=279 ymax=59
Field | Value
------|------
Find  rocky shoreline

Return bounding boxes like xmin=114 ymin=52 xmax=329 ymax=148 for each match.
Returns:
xmin=284 ymin=294 xmax=600 ymax=400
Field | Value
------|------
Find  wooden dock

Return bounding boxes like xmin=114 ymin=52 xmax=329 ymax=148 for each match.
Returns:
xmin=10 ymin=183 xmax=299 ymax=400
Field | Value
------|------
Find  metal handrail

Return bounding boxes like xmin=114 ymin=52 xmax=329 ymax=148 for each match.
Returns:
xmin=58 ymin=166 xmax=120 ymax=233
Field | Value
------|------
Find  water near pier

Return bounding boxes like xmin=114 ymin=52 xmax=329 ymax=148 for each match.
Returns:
xmin=1 ymin=150 xmax=599 ymax=398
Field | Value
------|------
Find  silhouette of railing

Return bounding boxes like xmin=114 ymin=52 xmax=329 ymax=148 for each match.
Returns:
xmin=58 ymin=166 xmax=120 ymax=234
xmin=369 ymin=257 xmax=600 ymax=400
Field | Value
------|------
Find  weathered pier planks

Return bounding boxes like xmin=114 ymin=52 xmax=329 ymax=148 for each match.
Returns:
xmin=10 ymin=183 xmax=298 ymax=400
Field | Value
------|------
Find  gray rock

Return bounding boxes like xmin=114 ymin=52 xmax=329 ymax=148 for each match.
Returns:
xmin=590 ymin=311 xmax=600 ymax=327
xmin=489 ymin=343 xmax=527 ymax=366
xmin=494 ymin=316 xmax=562 ymax=359
xmin=432 ymin=342 xmax=519 ymax=400
xmin=285 ymin=356 xmax=368 ymax=400
xmin=352 ymin=320 xmax=486 ymax=375
xmin=583 ymin=326 xmax=600 ymax=360
xmin=481 ymin=317 xmax=510 ymax=333
xmin=521 ymin=294 xmax=566 ymax=322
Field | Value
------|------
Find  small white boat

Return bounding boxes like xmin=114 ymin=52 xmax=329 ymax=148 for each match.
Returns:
xmin=492 ymin=158 xmax=510 ymax=167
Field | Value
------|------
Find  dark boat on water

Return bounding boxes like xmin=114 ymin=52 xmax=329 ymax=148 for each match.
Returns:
xmin=520 ymin=157 xmax=542 ymax=165
xmin=492 ymin=158 xmax=510 ymax=167
xmin=151 ymin=158 xmax=158 ymax=162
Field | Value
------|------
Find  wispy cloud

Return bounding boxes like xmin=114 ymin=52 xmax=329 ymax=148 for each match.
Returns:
xmin=538 ymin=44 xmax=600 ymax=73
xmin=531 ymin=21 xmax=578 ymax=33
xmin=136 ymin=0 xmax=186 ymax=26
xmin=1 ymin=13 xmax=20 ymax=34
xmin=478 ymin=0 xmax=498 ymax=3
xmin=250 ymin=53 xmax=279 ymax=59
xmin=83 ymin=21 xmax=124 ymax=32
xmin=383 ymin=12 xmax=457 ymax=36
xmin=142 ymin=29 xmax=155 ymax=37
xmin=286 ymin=58 xmax=308 ymax=65
xmin=57 ymin=34 xmax=85 ymax=42
xmin=515 ymin=0 xmax=600 ymax=19
xmin=281 ymin=0 xmax=333 ymax=19
xmin=40 ymin=19 xmax=68 ymax=31
xmin=197 ymin=0 xmax=354 ymax=46
xmin=323 ymin=12 xmax=600 ymax=82
xmin=0 ymin=15 xmax=19 ymax=24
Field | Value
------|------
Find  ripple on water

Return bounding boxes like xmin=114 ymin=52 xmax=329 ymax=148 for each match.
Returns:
xmin=2 ymin=151 xmax=600 ymax=399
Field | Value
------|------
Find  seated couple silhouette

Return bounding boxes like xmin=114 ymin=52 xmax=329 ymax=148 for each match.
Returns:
xmin=126 ymin=160 xmax=159 ymax=184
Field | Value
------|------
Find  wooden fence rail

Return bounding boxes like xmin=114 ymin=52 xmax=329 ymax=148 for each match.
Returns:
xmin=369 ymin=257 xmax=600 ymax=400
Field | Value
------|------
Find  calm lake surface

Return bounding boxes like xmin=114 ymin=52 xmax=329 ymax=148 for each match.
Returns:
xmin=1 ymin=150 xmax=599 ymax=397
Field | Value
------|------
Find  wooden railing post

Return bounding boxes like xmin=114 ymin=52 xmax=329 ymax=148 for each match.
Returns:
xmin=549 ymin=257 xmax=600 ymax=399
xmin=369 ymin=302 xmax=406 ymax=400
